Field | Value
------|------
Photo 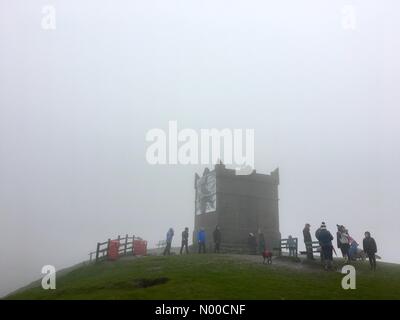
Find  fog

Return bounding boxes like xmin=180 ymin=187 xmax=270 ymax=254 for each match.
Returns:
xmin=1 ymin=0 xmax=399 ymax=297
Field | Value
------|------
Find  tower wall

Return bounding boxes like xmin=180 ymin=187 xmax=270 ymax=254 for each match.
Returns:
xmin=193 ymin=164 xmax=280 ymax=252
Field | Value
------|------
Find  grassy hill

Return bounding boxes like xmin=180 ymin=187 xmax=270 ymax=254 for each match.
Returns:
xmin=5 ymin=254 xmax=400 ymax=300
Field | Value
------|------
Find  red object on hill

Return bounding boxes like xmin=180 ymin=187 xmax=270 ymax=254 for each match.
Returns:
xmin=263 ymin=250 xmax=272 ymax=258
xmin=133 ymin=239 xmax=147 ymax=256
xmin=108 ymin=240 xmax=120 ymax=260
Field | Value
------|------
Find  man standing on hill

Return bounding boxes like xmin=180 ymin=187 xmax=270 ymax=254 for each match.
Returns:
xmin=213 ymin=225 xmax=221 ymax=253
xmin=303 ymin=223 xmax=314 ymax=260
xmin=363 ymin=231 xmax=378 ymax=271
xmin=180 ymin=227 xmax=189 ymax=254
xmin=163 ymin=228 xmax=174 ymax=256
xmin=198 ymin=227 xmax=206 ymax=253
xmin=316 ymin=222 xmax=334 ymax=270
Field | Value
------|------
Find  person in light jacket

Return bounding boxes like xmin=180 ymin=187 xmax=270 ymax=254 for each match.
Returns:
xmin=163 ymin=228 xmax=174 ymax=256
xmin=303 ymin=223 xmax=314 ymax=260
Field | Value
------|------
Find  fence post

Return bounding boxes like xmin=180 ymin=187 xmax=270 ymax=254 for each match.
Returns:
xmin=107 ymin=238 xmax=111 ymax=259
xmin=95 ymin=242 xmax=100 ymax=262
xmin=124 ymin=234 xmax=128 ymax=255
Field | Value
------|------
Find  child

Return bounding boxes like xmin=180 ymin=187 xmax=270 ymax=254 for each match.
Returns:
xmin=262 ymin=250 xmax=273 ymax=264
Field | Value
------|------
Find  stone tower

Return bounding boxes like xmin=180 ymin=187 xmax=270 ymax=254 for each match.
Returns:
xmin=193 ymin=163 xmax=280 ymax=252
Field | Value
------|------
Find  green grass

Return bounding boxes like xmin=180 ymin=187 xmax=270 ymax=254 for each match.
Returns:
xmin=5 ymin=254 xmax=400 ymax=300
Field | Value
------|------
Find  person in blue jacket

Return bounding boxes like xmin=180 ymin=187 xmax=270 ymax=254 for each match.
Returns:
xmin=316 ymin=222 xmax=334 ymax=270
xmin=198 ymin=227 xmax=206 ymax=253
xmin=163 ymin=228 xmax=174 ymax=256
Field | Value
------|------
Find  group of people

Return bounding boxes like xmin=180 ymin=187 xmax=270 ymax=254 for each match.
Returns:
xmin=162 ymin=226 xmax=222 ymax=255
xmin=163 ymin=222 xmax=379 ymax=272
xmin=302 ymin=222 xmax=378 ymax=271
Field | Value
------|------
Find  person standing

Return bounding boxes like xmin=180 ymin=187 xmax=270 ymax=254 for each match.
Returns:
xmin=163 ymin=228 xmax=174 ymax=256
xmin=363 ymin=232 xmax=377 ymax=271
xmin=337 ymin=225 xmax=351 ymax=262
xmin=213 ymin=225 xmax=221 ymax=253
xmin=180 ymin=227 xmax=189 ymax=254
xmin=303 ymin=223 xmax=314 ymax=260
xmin=316 ymin=222 xmax=334 ymax=270
xmin=288 ymin=235 xmax=296 ymax=257
xmin=198 ymin=227 xmax=206 ymax=253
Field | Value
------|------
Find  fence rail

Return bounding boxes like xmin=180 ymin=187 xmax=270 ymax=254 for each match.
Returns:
xmin=89 ymin=234 xmax=141 ymax=263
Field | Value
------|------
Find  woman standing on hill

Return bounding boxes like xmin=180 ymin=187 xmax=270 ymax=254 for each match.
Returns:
xmin=337 ymin=225 xmax=351 ymax=262
xmin=363 ymin=231 xmax=378 ymax=271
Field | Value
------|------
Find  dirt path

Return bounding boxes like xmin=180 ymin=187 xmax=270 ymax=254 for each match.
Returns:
xmin=226 ymin=254 xmax=335 ymax=273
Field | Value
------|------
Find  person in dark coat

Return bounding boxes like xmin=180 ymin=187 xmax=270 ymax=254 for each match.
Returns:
xmin=303 ymin=223 xmax=314 ymax=260
xmin=363 ymin=231 xmax=377 ymax=271
xmin=198 ymin=228 xmax=206 ymax=253
xmin=180 ymin=227 xmax=189 ymax=254
xmin=316 ymin=222 xmax=334 ymax=270
xmin=213 ymin=225 xmax=221 ymax=253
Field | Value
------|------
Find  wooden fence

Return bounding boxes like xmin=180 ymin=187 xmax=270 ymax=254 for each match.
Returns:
xmin=156 ymin=240 xmax=166 ymax=249
xmin=89 ymin=234 xmax=136 ymax=263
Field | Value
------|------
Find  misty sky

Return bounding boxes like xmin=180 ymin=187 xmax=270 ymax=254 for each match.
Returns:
xmin=1 ymin=0 xmax=400 ymax=296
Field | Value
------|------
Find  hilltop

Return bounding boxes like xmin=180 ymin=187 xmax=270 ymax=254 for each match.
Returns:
xmin=5 ymin=254 xmax=400 ymax=300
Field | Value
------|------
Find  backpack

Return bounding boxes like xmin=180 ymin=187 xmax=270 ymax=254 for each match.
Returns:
xmin=339 ymin=233 xmax=349 ymax=244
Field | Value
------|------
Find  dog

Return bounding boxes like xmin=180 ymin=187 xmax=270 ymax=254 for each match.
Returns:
xmin=262 ymin=250 xmax=273 ymax=264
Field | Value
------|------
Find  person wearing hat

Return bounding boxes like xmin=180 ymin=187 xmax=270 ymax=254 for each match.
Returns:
xmin=316 ymin=222 xmax=334 ymax=270
xmin=303 ymin=223 xmax=314 ymax=260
